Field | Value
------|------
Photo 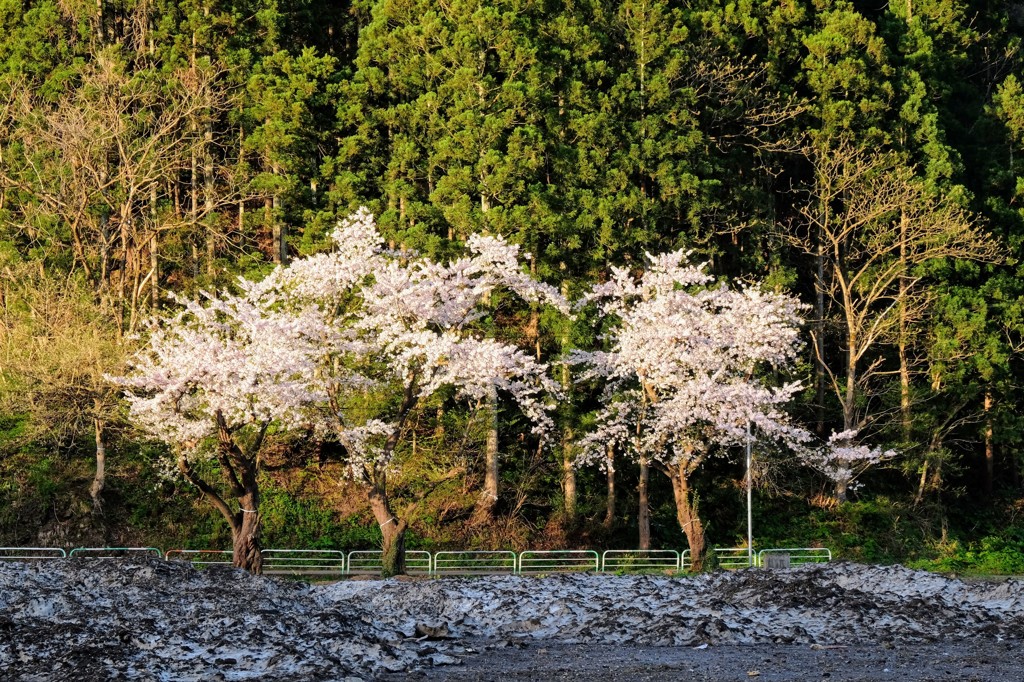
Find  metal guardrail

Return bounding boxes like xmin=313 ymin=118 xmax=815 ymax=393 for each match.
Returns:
xmin=263 ymin=549 xmax=345 ymax=578
xmin=518 ymin=550 xmax=599 ymax=574
xmin=0 ymin=545 xmax=833 ymax=575
xmin=346 ymin=550 xmax=431 ymax=575
xmin=69 ymin=547 xmax=163 ymax=559
xmin=0 ymin=547 xmax=67 ymax=561
xmin=165 ymin=549 xmax=234 ymax=568
xmin=432 ymin=550 xmax=517 ymax=575
xmin=757 ymin=547 xmax=832 ymax=567
xmin=681 ymin=548 xmax=758 ymax=571
xmin=714 ymin=547 xmax=755 ymax=569
xmin=601 ymin=549 xmax=680 ymax=572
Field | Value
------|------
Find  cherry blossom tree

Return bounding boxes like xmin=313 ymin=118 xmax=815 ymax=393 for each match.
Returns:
xmin=571 ymin=250 xmax=809 ymax=570
xmin=254 ymin=209 xmax=568 ymax=576
xmin=802 ymin=429 xmax=897 ymax=503
xmin=111 ymin=288 xmax=327 ymax=573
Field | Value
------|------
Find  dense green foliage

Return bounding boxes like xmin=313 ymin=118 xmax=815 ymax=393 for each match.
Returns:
xmin=2 ymin=0 xmax=1024 ymax=573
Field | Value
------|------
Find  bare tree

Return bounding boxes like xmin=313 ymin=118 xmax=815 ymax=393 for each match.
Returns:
xmin=792 ymin=139 xmax=1001 ymax=449
xmin=0 ymin=264 xmax=127 ymax=516
xmin=0 ymin=24 xmax=255 ymax=328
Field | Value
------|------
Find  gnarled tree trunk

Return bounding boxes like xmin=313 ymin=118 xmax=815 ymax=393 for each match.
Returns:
xmin=664 ymin=462 xmax=706 ymax=571
xmin=344 ymin=372 xmax=420 ymax=576
xmin=233 ymin=489 xmax=263 ymax=574
xmin=178 ymin=453 xmax=264 ymax=574
xmin=176 ymin=415 xmax=268 ymax=574
xmin=369 ymin=482 xmax=407 ymax=577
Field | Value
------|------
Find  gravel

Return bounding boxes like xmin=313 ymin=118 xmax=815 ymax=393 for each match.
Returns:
xmin=1 ymin=559 xmax=1021 ymax=681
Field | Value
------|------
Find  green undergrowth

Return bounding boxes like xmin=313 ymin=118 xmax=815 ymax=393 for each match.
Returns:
xmin=906 ymin=532 xmax=1024 ymax=576
xmin=750 ymin=493 xmax=1024 ymax=575
xmin=2 ymin=430 xmax=1023 ymax=576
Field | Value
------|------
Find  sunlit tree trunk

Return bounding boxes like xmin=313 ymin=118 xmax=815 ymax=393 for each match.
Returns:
xmin=237 ymin=126 xmax=245 ymax=233
xmin=89 ymin=416 xmax=106 ymax=514
xmin=899 ymin=209 xmax=912 ymax=442
xmin=367 ymin=473 xmax=407 ymax=577
xmin=472 ymin=386 xmax=500 ymax=523
xmin=562 ymin=431 xmax=577 ymax=519
xmin=233 ymin=489 xmax=263 ymax=574
xmin=815 ymin=202 xmax=827 ymax=437
xmin=984 ymin=391 xmax=994 ymax=496
xmin=604 ymin=444 xmax=615 ymax=529
xmin=668 ymin=463 xmax=705 ymax=571
xmin=638 ymin=456 xmax=650 ymax=551
xmin=149 ymin=233 xmax=158 ymax=309
xmin=176 ymin=415 xmax=268 ymax=574
xmin=560 ymin=302 xmax=576 ymax=519
xmin=915 ymin=458 xmax=929 ymax=505
xmin=204 ymin=119 xmax=217 ymax=271
xmin=344 ymin=373 xmax=420 ymax=576
xmin=149 ymin=183 xmax=159 ymax=309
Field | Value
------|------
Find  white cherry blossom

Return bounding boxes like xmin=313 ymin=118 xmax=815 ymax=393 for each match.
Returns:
xmin=110 ymin=282 xmax=329 ymax=573
xmin=257 ymin=209 xmax=567 ymax=576
xmin=803 ymin=429 xmax=898 ymax=501
xmin=571 ymin=249 xmax=809 ymax=568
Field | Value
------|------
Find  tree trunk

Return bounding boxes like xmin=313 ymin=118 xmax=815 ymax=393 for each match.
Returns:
xmin=149 ymin=232 xmax=158 ymax=309
xmin=667 ymin=463 xmax=706 ymax=571
xmin=177 ymin=454 xmax=264 ymax=574
xmin=915 ymin=458 xmax=929 ymax=505
xmin=95 ymin=0 xmax=104 ymax=42
xmin=204 ymin=119 xmax=217 ymax=273
xmin=898 ymin=209 xmax=912 ymax=442
xmin=237 ymin=126 xmax=245 ymax=231
xmin=835 ymin=477 xmax=849 ymax=504
xmin=638 ymin=457 xmax=650 ymax=551
xmin=191 ymin=243 xmax=200 ymax=280
xmin=209 ymin=419 xmax=265 ymax=573
xmin=558 ymin=281 xmax=575 ymax=521
xmin=368 ymin=482 xmax=407 ymax=577
xmin=930 ymin=456 xmax=944 ymax=494
xmin=562 ymin=434 xmax=576 ymax=520
xmin=190 ymin=139 xmax=199 ymax=250
xmin=127 ymin=237 xmax=141 ymax=333
xmin=381 ymin=518 xmax=408 ymax=577
xmin=472 ymin=191 xmax=497 ymax=522
xmin=984 ymin=391 xmax=994 ymax=496
xmin=843 ymin=330 xmax=858 ymax=435
xmin=271 ymin=189 xmax=286 ymax=264
xmin=232 ymin=488 xmax=263 ymax=574
xmin=815 ymin=239 xmax=826 ymax=436
xmin=472 ymin=386 xmax=500 ymax=523
xmin=348 ymin=376 xmax=419 ymax=577
xmin=89 ymin=417 xmax=106 ymax=514
xmin=99 ymin=215 xmax=110 ymax=286
xmin=604 ymin=444 xmax=615 ymax=529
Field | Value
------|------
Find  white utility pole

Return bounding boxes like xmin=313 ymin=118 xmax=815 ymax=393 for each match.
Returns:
xmin=746 ymin=421 xmax=753 ymax=567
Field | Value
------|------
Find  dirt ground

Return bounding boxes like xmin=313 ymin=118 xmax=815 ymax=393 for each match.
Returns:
xmin=390 ymin=640 xmax=1023 ymax=681
xmin=1 ymin=559 xmax=1021 ymax=681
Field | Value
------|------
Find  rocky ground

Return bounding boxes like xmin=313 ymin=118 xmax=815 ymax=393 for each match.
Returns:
xmin=0 ymin=559 xmax=1022 ymax=680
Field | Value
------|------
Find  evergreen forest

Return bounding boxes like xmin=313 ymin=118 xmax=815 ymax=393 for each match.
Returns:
xmin=3 ymin=0 xmax=1024 ymax=574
